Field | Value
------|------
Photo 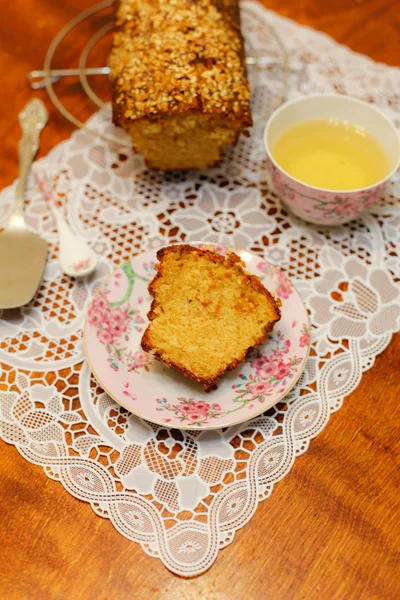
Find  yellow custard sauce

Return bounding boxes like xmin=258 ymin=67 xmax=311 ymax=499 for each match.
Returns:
xmin=272 ymin=119 xmax=389 ymax=190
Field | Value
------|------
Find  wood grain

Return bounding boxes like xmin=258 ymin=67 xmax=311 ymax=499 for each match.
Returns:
xmin=0 ymin=1 xmax=399 ymax=599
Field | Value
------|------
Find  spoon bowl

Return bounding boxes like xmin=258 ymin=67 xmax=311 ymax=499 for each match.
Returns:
xmin=57 ymin=215 xmax=98 ymax=277
xmin=0 ymin=228 xmax=48 ymax=309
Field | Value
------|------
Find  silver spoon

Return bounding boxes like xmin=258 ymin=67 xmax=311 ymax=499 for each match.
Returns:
xmin=0 ymin=99 xmax=48 ymax=309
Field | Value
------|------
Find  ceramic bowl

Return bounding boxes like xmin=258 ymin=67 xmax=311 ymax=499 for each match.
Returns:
xmin=264 ymin=93 xmax=400 ymax=225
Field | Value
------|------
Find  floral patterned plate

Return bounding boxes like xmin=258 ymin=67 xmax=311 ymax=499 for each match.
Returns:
xmin=83 ymin=244 xmax=310 ymax=430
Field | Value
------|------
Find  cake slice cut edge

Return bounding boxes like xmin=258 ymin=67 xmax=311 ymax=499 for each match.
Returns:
xmin=141 ymin=244 xmax=282 ymax=391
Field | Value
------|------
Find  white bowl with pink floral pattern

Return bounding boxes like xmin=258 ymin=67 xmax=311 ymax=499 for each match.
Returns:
xmin=83 ymin=244 xmax=310 ymax=430
xmin=264 ymin=94 xmax=400 ymax=226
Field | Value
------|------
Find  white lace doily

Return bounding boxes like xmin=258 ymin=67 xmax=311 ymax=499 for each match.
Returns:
xmin=1 ymin=2 xmax=399 ymax=576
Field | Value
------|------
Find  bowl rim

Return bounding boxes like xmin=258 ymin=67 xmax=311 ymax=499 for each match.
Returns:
xmin=264 ymin=92 xmax=400 ymax=195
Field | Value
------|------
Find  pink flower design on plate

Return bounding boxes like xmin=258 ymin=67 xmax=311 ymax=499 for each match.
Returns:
xmin=156 ymin=397 xmax=224 ymax=426
xmin=88 ymin=288 xmax=144 ymax=371
xmin=111 ymin=307 xmax=129 ymax=325
xmin=128 ymin=350 xmax=152 ymax=373
xmin=231 ymin=331 xmax=302 ymax=409
xmin=299 ymin=332 xmax=310 ymax=347
xmin=275 ymin=362 xmax=292 ymax=380
xmin=299 ymin=323 xmax=311 ymax=348
xmin=275 ymin=270 xmax=293 ymax=299
xmin=88 ymin=308 xmax=104 ymax=328
xmin=257 ymin=261 xmax=293 ymax=299
xmin=110 ymin=322 xmax=127 ymax=337
xmin=247 ymin=381 xmax=273 ymax=396
xmin=122 ymin=381 xmax=136 ymax=402
xmin=95 ymin=295 xmax=108 ymax=311
xmin=256 ymin=359 xmax=277 ymax=378
xmin=97 ymin=329 xmax=114 ymax=345
xmin=257 ymin=261 xmax=274 ymax=276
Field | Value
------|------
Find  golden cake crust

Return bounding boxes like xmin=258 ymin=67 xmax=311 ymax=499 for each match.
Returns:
xmin=141 ymin=245 xmax=281 ymax=391
xmin=110 ymin=0 xmax=252 ymax=127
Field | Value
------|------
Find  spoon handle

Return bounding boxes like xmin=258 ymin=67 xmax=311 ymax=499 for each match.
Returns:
xmin=10 ymin=99 xmax=48 ymax=229
xmin=34 ymin=170 xmax=68 ymax=227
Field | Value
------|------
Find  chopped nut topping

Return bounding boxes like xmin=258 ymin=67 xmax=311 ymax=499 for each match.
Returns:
xmin=110 ymin=0 xmax=251 ymax=123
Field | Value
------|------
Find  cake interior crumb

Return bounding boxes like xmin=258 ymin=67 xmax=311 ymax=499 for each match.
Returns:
xmin=128 ymin=114 xmax=242 ymax=170
xmin=145 ymin=249 xmax=280 ymax=381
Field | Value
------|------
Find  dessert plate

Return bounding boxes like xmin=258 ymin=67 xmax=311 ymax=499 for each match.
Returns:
xmin=83 ymin=243 xmax=310 ymax=430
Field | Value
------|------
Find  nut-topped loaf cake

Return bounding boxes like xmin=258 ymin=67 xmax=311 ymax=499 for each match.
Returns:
xmin=110 ymin=0 xmax=252 ymax=170
xmin=141 ymin=245 xmax=281 ymax=390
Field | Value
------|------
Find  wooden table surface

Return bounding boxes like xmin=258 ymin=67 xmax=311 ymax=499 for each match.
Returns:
xmin=1 ymin=1 xmax=399 ymax=599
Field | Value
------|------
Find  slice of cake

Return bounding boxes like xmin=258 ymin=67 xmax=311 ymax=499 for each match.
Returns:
xmin=141 ymin=244 xmax=281 ymax=390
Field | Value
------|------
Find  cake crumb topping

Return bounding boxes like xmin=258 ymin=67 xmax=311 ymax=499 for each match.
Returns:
xmin=110 ymin=0 xmax=252 ymax=123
